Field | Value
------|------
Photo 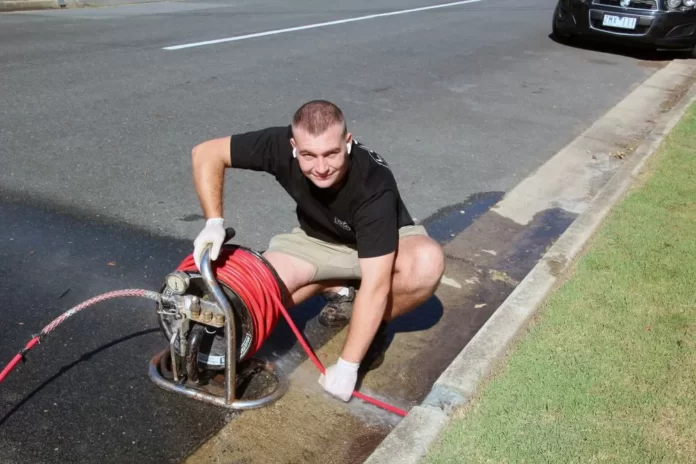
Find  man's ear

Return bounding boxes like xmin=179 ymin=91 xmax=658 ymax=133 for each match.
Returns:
xmin=290 ymin=138 xmax=297 ymax=158
xmin=345 ymin=133 xmax=353 ymax=155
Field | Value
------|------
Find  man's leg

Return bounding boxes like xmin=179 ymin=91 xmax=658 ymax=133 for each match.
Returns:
xmin=317 ymin=226 xmax=445 ymax=327
xmin=317 ymin=285 xmax=357 ymax=327
xmin=350 ymin=233 xmax=444 ymax=371
xmin=299 ymin=229 xmax=444 ymax=370
xmin=263 ymin=226 xmax=445 ymax=369
xmin=384 ymin=234 xmax=445 ymax=321
xmin=289 ymin=281 xmax=349 ymax=307
xmin=263 ymin=228 xmax=363 ymax=308
xmin=261 ymin=251 xmax=317 ymax=302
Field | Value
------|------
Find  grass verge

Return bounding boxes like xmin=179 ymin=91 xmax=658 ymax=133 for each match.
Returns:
xmin=424 ymin=102 xmax=696 ymax=464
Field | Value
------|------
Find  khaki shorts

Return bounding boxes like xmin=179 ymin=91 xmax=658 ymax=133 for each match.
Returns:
xmin=266 ymin=225 xmax=428 ymax=283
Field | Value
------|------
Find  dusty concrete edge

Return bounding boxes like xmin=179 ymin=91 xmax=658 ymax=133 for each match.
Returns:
xmin=421 ymin=263 xmax=558 ymax=412
xmin=0 ymin=0 xmax=58 ymax=11
xmin=491 ymin=59 xmax=696 ymax=225
xmin=0 ymin=0 xmax=165 ymax=11
xmin=362 ymin=60 xmax=696 ymax=464
xmin=361 ymin=406 xmax=450 ymax=464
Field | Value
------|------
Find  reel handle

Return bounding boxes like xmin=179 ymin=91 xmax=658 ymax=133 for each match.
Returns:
xmin=224 ymin=227 xmax=236 ymax=244
xmin=198 ymin=227 xmax=236 ymax=269
xmin=198 ymin=229 xmax=238 ymax=405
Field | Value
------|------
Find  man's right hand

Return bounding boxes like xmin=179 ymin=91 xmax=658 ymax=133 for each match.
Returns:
xmin=193 ymin=218 xmax=226 ymax=270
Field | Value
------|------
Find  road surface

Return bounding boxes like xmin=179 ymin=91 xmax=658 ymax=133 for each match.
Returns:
xmin=0 ymin=0 xmax=680 ymax=462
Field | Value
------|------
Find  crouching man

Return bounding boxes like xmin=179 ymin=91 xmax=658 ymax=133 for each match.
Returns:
xmin=190 ymin=100 xmax=445 ymax=402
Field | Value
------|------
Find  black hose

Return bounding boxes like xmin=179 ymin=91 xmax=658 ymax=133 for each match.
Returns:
xmin=185 ymin=325 xmax=207 ymax=384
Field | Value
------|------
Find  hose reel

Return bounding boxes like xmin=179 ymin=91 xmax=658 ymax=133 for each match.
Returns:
xmin=149 ymin=229 xmax=289 ymax=409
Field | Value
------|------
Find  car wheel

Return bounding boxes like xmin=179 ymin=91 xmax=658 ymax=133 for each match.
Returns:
xmin=553 ymin=23 xmax=574 ymax=43
xmin=552 ymin=5 xmax=574 ymax=43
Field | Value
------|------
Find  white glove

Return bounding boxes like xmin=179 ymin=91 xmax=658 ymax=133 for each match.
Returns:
xmin=193 ymin=218 xmax=225 ymax=271
xmin=318 ymin=357 xmax=359 ymax=402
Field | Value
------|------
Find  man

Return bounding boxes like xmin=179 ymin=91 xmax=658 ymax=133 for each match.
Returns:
xmin=190 ymin=100 xmax=445 ymax=402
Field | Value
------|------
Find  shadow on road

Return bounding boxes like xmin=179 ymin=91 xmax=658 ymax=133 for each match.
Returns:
xmin=255 ymin=292 xmax=444 ymax=370
xmin=0 ymin=328 xmax=159 ymax=427
xmin=548 ymin=32 xmax=693 ymax=62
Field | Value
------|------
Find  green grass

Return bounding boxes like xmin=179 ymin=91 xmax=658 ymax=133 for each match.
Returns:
xmin=424 ymin=103 xmax=696 ymax=464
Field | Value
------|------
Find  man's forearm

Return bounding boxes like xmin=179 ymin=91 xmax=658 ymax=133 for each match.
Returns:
xmin=340 ymin=286 xmax=389 ymax=364
xmin=191 ymin=143 xmax=227 ymax=219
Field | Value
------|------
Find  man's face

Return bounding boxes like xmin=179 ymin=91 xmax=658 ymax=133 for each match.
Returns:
xmin=291 ymin=123 xmax=351 ymax=189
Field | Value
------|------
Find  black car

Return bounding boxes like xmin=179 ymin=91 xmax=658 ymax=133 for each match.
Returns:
xmin=553 ymin=0 xmax=696 ymax=56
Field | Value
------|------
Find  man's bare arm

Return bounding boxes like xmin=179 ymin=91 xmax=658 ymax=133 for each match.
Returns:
xmin=191 ymin=136 xmax=232 ymax=219
xmin=340 ymin=252 xmax=395 ymax=364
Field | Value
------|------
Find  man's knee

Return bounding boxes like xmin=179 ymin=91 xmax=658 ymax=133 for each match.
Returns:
xmin=398 ymin=236 xmax=445 ymax=291
xmin=418 ymin=239 xmax=445 ymax=289
xmin=262 ymin=250 xmax=316 ymax=296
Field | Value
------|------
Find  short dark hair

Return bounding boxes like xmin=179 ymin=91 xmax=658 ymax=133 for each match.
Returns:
xmin=292 ymin=100 xmax=347 ymax=136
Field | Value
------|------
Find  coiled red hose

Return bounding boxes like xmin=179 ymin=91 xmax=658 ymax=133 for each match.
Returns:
xmin=177 ymin=249 xmax=280 ymax=359
xmin=176 ymin=247 xmax=408 ymax=417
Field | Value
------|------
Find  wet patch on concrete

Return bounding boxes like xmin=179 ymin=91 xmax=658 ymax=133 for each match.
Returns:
xmin=419 ymin=191 xmax=505 ymax=245
xmin=491 ymin=207 xmax=577 ymax=283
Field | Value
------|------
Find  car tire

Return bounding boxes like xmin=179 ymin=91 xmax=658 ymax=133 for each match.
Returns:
xmin=553 ymin=24 xmax=574 ymax=44
xmin=552 ymin=5 xmax=574 ymax=43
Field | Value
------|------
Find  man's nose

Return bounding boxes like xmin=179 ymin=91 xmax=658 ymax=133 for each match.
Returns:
xmin=316 ymin=157 xmax=328 ymax=173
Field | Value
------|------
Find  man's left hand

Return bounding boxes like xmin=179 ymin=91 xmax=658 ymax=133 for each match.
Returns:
xmin=318 ymin=358 xmax=359 ymax=402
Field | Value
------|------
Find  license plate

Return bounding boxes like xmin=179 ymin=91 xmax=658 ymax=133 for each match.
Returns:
xmin=602 ymin=14 xmax=637 ymax=30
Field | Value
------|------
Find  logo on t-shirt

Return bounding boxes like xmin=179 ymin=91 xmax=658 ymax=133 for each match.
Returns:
xmin=356 ymin=141 xmax=390 ymax=169
xmin=334 ymin=217 xmax=352 ymax=232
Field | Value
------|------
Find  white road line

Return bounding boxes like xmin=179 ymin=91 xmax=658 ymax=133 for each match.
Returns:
xmin=163 ymin=0 xmax=482 ymax=50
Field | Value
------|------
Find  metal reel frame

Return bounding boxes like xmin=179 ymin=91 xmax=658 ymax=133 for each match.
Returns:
xmin=148 ymin=244 xmax=288 ymax=410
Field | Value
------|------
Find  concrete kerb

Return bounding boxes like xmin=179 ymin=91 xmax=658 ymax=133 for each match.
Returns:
xmin=0 ymin=0 xmax=63 ymax=11
xmin=363 ymin=61 xmax=696 ymax=464
xmin=0 ymin=0 xmax=158 ymax=11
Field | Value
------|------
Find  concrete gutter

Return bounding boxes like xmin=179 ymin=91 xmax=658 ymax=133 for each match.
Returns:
xmin=0 ymin=0 xmax=159 ymax=12
xmin=0 ymin=0 xmax=64 ymax=11
xmin=363 ymin=59 xmax=696 ymax=464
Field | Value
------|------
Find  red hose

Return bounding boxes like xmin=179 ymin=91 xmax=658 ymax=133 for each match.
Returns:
xmin=0 ymin=337 xmax=40 ymax=384
xmin=176 ymin=247 xmax=408 ymax=417
xmin=0 ymin=289 xmax=162 ymax=384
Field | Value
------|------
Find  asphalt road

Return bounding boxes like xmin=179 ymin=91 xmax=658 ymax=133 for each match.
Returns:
xmin=0 ymin=0 xmax=668 ymax=250
xmin=0 ymin=0 xmax=680 ymax=462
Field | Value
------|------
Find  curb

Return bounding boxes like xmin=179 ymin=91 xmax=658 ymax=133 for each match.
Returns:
xmin=363 ymin=60 xmax=696 ymax=464
xmin=0 ymin=0 xmax=60 ymax=11
xmin=0 ymin=0 xmax=157 ymax=12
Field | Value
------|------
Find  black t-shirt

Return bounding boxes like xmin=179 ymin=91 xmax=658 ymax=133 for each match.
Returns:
xmin=230 ymin=126 xmax=415 ymax=259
